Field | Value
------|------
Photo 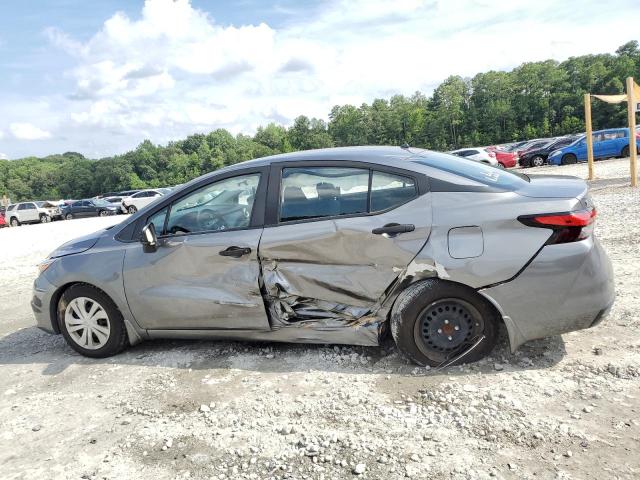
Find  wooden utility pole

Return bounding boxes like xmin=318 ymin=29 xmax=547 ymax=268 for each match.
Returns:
xmin=626 ymin=77 xmax=638 ymax=187
xmin=584 ymin=93 xmax=594 ymax=180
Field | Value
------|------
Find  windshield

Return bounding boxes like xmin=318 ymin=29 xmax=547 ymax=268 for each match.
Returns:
xmin=411 ymin=151 xmax=530 ymax=188
xmin=93 ymin=199 xmax=112 ymax=207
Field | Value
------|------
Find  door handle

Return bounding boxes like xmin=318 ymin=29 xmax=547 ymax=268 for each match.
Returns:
xmin=219 ymin=246 xmax=252 ymax=258
xmin=372 ymin=223 xmax=415 ymax=235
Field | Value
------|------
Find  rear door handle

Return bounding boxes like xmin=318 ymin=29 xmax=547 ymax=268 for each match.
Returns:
xmin=219 ymin=246 xmax=252 ymax=258
xmin=372 ymin=223 xmax=415 ymax=235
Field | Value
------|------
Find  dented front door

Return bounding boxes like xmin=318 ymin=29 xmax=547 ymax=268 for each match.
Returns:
xmin=258 ymin=163 xmax=432 ymax=325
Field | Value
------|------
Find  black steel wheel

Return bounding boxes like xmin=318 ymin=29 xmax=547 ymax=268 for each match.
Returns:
xmin=413 ymin=298 xmax=484 ymax=362
xmin=391 ymin=279 xmax=499 ymax=366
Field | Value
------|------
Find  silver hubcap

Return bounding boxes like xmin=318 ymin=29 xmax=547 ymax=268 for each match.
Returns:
xmin=129 ymin=207 xmax=136 ymax=213
xmin=64 ymin=297 xmax=110 ymax=350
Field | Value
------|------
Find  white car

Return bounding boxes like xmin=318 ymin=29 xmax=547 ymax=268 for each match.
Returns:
xmin=6 ymin=201 xmax=61 ymax=226
xmin=121 ymin=189 xmax=170 ymax=214
xmin=449 ymin=148 xmax=500 ymax=167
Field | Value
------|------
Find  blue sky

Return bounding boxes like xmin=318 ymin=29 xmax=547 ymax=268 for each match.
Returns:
xmin=1 ymin=0 xmax=639 ymax=159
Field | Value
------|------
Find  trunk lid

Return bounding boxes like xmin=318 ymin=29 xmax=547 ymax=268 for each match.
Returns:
xmin=516 ymin=174 xmax=588 ymax=200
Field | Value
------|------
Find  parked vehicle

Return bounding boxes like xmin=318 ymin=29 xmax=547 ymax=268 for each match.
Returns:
xmin=104 ymin=196 xmax=127 ymax=214
xmin=449 ymin=148 xmax=500 ymax=167
xmin=548 ymin=128 xmax=640 ymax=165
xmin=519 ymin=136 xmax=578 ymax=167
xmin=7 ymin=201 xmax=58 ymax=226
xmin=516 ymin=139 xmax=553 ymax=159
xmin=0 ymin=211 xmax=7 ymax=228
xmin=31 ymin=146 xmax=614 ymax=367
xmin=35 ymin=201 xmax=64 ymax=221
xmin=121 ymin=189 xmax=170 ymax=214
xmin=61 ymin=199 xmax=120 ymax=220
xmin=487 ymin=147 xmax=518 ymax=168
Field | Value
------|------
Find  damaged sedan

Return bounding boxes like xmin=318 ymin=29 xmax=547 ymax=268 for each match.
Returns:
xmin=31 ymin=146 xmax=615 ymax=366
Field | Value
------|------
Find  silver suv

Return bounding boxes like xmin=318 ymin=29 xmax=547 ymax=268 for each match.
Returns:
xmin=6 ymin=201 xmax=59 ymax=226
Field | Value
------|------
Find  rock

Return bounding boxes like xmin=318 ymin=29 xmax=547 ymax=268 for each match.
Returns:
xmin=583 ymin=406 xmax=593 ymax=413
xmin=200 ymin=404 xmax=210 ymax=413
xmin=353 ymin=463 xmax=366 ymax=474
xmin=494 ymin=363 xmax=504 ymax=371
xmin=565 ymin=450 xmax=573 ymax=458
xmin=31 ymin=425 xmax=41 ymax=432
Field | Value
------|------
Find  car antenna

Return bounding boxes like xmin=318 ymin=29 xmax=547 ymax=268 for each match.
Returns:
xmin=400 ymin=118 xmax=410 ymax=149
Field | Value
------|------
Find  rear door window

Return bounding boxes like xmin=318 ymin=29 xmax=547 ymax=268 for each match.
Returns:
xmin=370 ymin=171 xmax=416 ymax=212
xmin=279 ymin=167 xmax=369 ymax=222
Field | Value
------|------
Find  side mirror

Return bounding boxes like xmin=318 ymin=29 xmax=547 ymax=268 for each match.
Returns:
xmin=141 ymin=223 xmax=158 ymax=253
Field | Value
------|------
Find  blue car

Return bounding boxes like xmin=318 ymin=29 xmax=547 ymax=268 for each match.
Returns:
xmin=548 ymin=128 xmax=639 ymax=165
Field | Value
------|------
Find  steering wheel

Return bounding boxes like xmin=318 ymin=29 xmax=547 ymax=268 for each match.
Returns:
xmin=196 ymin=208 xmax=228 ymax=231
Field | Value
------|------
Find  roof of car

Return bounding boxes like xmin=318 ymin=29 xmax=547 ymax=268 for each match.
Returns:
xmin=238 ymin=146 xmax=416 ymax=167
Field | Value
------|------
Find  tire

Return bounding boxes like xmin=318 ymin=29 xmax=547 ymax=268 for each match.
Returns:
xmin=58 ymin=284 xmax=128 ymax=358
xmin=127 ymin=205 xmax=137 ymax=214
xmin=531 ymin=155 xmax=545 ymax=167
xmin=390 ymin=279 xmax=499 ymax=367
xmin=10 ymin=217 xmax=20 ymax=227
xmin=99 ymin=210 xmax=109 ymax=217
xmin=561 ymin=153 xmax=577 ymax=165
xmin=65 ymin=213 xmax=74 ymax=220
xmin=621 ymin=145 xmax=629 ymax=158
xmin=497 ymin=162 xmax=505 ymax=169
xmin=39 ymin=214 xmax=51 ymax=223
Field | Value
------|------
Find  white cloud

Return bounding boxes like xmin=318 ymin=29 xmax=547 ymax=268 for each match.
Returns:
xmin=0 ymin=130 xmax=4 ymax=139
xmin=9 ymin=123 xmax=52 ymax=140
xmin=0 ymin=153 xmax=7 ymax=160
xmin=3 ymin=0 xmax=639 ymax=157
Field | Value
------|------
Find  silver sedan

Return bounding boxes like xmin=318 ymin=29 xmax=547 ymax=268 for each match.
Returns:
xmin=31 ymin=146 xmax=614 ymax=366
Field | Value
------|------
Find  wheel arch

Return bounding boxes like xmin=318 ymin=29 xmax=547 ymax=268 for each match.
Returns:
xmin=387 ymin=277 xmax=508 ymax=345
xmin=50 ymin=281 xmax=143 ymax=345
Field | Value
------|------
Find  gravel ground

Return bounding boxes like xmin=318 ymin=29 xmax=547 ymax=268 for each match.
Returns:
xmin=1 ymin=158 xmax=639 ymax=480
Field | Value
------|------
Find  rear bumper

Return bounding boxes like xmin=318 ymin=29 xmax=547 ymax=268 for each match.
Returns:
xmin=479 ymin=236 xmax=614 ymax=351
xmin=31 ymin=274 xmax=58 ymax=334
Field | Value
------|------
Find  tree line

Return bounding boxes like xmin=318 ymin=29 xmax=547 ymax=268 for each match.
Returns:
xmin=2 ymin=40 xmax=639 ymax=202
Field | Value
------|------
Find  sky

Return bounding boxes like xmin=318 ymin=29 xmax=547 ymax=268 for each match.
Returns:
xmin=1 ymin=0 xmax=640 ymax=160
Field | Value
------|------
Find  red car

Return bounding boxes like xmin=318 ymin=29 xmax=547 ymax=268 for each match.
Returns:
xmin=0 ymin=212 xmax=7 ymax=228
xmin=486 ymin=146 xmax=518 ymax=168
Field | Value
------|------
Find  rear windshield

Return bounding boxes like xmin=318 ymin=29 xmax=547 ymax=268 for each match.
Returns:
xmin=411 ymin=151 xmax=530 ymax=188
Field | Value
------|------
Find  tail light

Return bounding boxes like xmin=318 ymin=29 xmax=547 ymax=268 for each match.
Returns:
xmin=518 ymin=208 xmax=596 ymax=244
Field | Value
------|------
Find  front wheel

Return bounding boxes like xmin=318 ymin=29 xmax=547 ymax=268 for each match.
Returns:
xmin=65 ymin=213 xmax=74 ymax=220
xmin=58 ymin=284 xmax=128 ymax=358
xmin=497 ymin=162 xmax=505 ymax=169
xmin=561 ymin=153 xmax=577 ymax=165
xmin=10 ymin=217 xmax=20 ymax=227
xmin=391 ymin=279 xmax=499 ymax=366
xmin=531 ymin=155 xmax=545 ymax=167
xmin=99 ymin=210 xmax=109 ymax=217
xmin=39 ymin=214 xmax=51 ymax=223
xmin=127 ymin=205 xmax=137 ymax=214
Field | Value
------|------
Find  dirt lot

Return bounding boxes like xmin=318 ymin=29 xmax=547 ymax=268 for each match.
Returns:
xmin=1 ymin=159 xmax=639 ymax=480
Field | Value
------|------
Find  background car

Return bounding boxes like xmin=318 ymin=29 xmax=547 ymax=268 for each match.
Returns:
xmin=518 ymin=136 xmax=578 ymax=167
xmin=486 ymin=146 xmax=519 ymax=168
xmin=61 ymin=199 xmax=120 ymax=219
xmin=0 ymin=211 xmax=6 ymax=228
xmin=35 ymin=201 xmax=63 ymax=221
xmin=121 ymin=188 xmax=169 ymax=214
xmin=449 ymin=147 xmax=500 ymax=167
xmin=548 ymin=128 xmax=640 ymax=165
xmin=6 ymin=201 xmax=57 ymax=226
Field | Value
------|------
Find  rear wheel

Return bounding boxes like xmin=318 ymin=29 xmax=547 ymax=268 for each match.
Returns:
xmin=58 ymin=284 xmax=128 ymax=358
xmin=39 ymin=214 xmax=50 ymax=223
xmin=497 ymin=162 xmax=505 ymax=169
xmin=531 ymin=155 xmax=545 ymax=167
xmin=391 ymin=279 xmax=499 ymax=366
xmin=127 ymin=205 xmax=137 ymax=214
xmin=10 ymin=217 xmax=20 ymax=227
xmin=622 ymin=145 xmax=629 ymax=158
xmin=65 ymin=213 xmax=74 ymax=220
xmin=561 ymin=153 xmax=577 ymax=165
